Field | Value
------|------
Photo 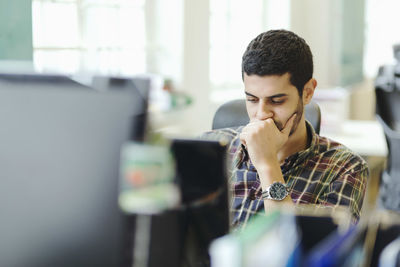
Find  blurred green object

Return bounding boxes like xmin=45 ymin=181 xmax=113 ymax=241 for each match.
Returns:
xmin=171 ymin=91 xmax=193 ymax=109
xmin=0 ymin=0 xmax=33 ymax=60
xmin=162 ymin=77 xmax=192 ymax=110
xmin=209 ymin=210 xmax=300 ymax=267
xmin=118 ymin=142 xmax=180 ymax=214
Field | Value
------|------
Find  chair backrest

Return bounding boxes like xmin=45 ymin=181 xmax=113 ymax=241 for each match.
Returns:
xmin=212 ymin=99 xmax=321 ymax=134
xmin=375 ymin=65 xmax=400 ymax=211
xmin=375 ymin=87 xmax=400 ymax=175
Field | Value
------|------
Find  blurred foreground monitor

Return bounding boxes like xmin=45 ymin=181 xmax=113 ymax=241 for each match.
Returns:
xmin=0 ymin=73 xmax=149 ymax=267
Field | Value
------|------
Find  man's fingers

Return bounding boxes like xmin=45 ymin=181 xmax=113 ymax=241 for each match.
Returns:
xmin=246 ymin=120 xmax=264 ymax=127
xmin=281 ymin=113 xmax=297 ymax=136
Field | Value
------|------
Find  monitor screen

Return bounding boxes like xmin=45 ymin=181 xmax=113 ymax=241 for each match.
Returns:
xmin=0 ymin=73 xmax=149 ymax=267
xmin=170 ymin=138 xmax=230 ymax=266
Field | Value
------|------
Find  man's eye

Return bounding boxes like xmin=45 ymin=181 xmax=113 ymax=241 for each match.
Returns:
xmin=271 ymin=98 xmax=285 ymax=104
xmin=246 ymin=98 xmax=258 ymax=103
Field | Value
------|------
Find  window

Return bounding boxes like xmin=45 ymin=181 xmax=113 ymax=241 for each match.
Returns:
xmin=32 ymin=0 xmax=146 ymax=75
xmin=32 ymin=0 xmax=293 ymax=93
xmin=209 ymin=0 xmax=290 ymax=92
xmin=364 ymin=0 xmax=400 ymax=78
xmin=32 ymin=0 xmax=182 ymax=82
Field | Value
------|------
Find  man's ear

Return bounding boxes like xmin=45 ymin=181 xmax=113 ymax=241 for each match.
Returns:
xmin=302 ymin=78 xmax=317 ymax=105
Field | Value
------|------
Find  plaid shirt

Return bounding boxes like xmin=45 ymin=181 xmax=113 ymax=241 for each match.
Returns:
xmin=202 ymin=121 xmax=368 ymax=229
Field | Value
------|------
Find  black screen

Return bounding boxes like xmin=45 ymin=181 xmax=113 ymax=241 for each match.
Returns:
xmin=171 ymin=139 xmax=230 ymax=266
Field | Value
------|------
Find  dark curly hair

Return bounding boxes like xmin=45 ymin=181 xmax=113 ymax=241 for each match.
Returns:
xmin=242 ymin=29 xmax=313 ymax=96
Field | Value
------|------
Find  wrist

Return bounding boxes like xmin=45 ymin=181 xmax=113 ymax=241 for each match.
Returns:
xmin=257 ymin=167 xmax=285 ymax=190
xmin=256 ymin=157 xmax=280 ymax=176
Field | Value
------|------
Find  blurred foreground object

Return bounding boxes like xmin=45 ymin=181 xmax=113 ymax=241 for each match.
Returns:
xmin=0 ymin=73 xmax=149 ymax=267
xmin=375 ymin=43 xmax=400 ymax=212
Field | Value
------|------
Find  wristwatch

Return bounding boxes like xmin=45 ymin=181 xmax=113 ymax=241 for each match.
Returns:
xmin=262 ymin=182 xmax=289 ymax=201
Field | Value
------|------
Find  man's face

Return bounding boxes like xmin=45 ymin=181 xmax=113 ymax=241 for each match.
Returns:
xmin=244 ymin=73 xmax=303 ymax=136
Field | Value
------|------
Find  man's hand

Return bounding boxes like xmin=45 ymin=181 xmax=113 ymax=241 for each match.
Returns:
xmin=239 ymin=113 xmax=297 ymax=170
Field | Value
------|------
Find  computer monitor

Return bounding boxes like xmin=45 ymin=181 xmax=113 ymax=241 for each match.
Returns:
xmin=118 ymin=139 xmax=231 ymax=267
xmin=171 ymin=138 xmax=230 ymax=266
xmin=0 ymin=73 xmax=149 ymax=267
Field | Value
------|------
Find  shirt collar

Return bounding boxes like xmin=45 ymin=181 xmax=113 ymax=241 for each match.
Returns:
xmin=281 ymin=120 xmax=319 ymax=169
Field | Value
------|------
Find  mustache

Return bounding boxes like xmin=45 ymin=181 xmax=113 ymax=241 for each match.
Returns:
xmin=271 ymin=111 xmax=298 ymax=131
xmin=250 ymin=109 xmax=300 ymax=131
xmin=274 ymin=120 xmax=284 ymax=131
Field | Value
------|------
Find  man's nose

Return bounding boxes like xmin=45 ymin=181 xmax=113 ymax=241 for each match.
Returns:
xmin=256 ymin=101 xmax=273 ymax=121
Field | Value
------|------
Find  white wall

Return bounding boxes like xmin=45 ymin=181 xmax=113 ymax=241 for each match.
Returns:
xmin=290 ymin=0 xmax=341 ymax=88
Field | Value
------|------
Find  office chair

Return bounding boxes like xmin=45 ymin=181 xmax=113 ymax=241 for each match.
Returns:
xmin=375 ymin=64 xmax=400 ymax=211
xmin=212 ymin=99 xmax=321 ymax=134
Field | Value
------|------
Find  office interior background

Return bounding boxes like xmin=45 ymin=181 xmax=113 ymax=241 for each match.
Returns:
xmin=0 ymin=0 xmax=398 ymax=139
xmin=2 ymin=0 xmax=400 ymax=266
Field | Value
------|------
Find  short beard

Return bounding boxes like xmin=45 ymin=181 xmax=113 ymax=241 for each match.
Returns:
xmin=273 ymin=99 xmax=303 ymax=136
xmin=289 ymin=99 xmax=303 ymax=136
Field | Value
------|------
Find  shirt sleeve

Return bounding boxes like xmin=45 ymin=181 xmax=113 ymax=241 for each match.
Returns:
xmin=317 ymin=155 xmax=369 ymax=222
xmin=199 ymin=128 xmax=237 ymax=143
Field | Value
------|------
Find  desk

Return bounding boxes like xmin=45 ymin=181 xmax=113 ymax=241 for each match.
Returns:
xmin=320 ymin=120 xmax=387 ymax=157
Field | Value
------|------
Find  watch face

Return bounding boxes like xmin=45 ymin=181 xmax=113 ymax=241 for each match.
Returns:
xmin=269 ymin=182 xmax=288 ymax=200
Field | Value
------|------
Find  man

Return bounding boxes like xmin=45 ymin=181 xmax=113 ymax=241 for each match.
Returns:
xmin=203 ymin=29 xmax=368 ymax=229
